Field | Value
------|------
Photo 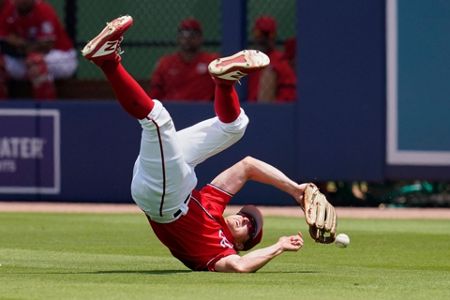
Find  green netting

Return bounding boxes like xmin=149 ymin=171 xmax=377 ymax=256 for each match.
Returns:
xmin=44 ymin=0 xmax=296 ymax=89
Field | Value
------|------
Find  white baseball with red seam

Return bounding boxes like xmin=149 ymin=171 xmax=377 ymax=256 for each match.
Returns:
xmin=335 ymin=233 xmax=350 ymax=248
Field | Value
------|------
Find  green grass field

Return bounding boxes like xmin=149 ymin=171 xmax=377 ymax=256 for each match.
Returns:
xmin=1 ymin=212 xmax=449 ymax=300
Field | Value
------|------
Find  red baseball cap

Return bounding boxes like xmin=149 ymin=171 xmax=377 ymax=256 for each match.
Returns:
xmin=178 ymin=18 xmax=202 ymax=33
xmin=254 ymin=16 xmax=277 ymax=34
xmin=237 ymin=205 xmax=263 ymax=251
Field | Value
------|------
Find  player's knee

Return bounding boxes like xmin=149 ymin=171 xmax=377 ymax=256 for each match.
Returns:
xmin=220 ymin=109 xmax=249 ymax=135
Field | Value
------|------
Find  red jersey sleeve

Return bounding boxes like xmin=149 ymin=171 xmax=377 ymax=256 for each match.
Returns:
xmin=198 ymin=184 xmax=234 ymax=217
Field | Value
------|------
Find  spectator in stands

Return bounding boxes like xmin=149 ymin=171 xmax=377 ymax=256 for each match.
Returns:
xmin=0 ymin=0 xmax=77 ymax=100
xmin=248 ymin=16 xmax=296 ymax=102
xmin=149 ymin=18 xmax=219 ymax=102
xmin=0 ymin=0 xmax=13 ymax=99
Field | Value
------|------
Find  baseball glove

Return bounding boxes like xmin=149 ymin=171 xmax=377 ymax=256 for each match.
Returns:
xmin=301 ymin=184 xmax=337 ymax=244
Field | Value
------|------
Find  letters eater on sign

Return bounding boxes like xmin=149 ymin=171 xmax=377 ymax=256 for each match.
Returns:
xmin=0 ymin=137 xmax=46 ymax=159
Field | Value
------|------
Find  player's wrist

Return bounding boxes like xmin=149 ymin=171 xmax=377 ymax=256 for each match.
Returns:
xmin=276 ymin=238 xmax=289 ymax=253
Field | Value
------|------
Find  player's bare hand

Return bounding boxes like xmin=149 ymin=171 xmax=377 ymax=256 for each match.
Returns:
xmin=278 ymin=232 xmax=304 ymax=251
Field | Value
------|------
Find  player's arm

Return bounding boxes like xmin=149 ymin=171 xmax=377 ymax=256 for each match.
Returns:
xmin=211 ymin=156 xmax=307 ymax=206
xmin=257 ymin=67 xmax=277 ymax=102
xmin=214 ymin=232 xmax=303 ymax=273
xmin=26 ymin=39 xmax=55 ymax=53
xmin=4 ymin=34 xmax=54 ymax=54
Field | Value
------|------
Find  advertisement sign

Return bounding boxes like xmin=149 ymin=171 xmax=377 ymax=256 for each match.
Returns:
xmin=0 ymin=109 xmax=60 ymax=194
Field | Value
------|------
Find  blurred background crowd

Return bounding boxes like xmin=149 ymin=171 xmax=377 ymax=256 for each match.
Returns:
xmin=0 ymin=0 xmax=297 ymax=103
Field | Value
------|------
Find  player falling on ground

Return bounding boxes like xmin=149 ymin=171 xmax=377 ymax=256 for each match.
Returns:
xmin=81 ymin=15 xmax=337 ymax=273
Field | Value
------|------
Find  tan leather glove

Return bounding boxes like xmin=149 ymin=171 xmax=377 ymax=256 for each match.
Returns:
xmin=302 ymin=184 xmax=337 ymax=244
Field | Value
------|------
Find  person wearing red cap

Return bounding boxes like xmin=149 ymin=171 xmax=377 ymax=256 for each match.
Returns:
xmin=248 ymin=16 xmax=296 ymax=102
xmin=0 ymin=0 xmax=77 ymax=100
xmin=149 ymin=17 xmax=219 ymax=101
xmin=81 ymin=16 xmax=325 ymax=273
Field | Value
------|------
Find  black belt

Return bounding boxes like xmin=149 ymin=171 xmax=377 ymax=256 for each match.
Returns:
xmin=173 ymin=194 xmax=191 ymax=218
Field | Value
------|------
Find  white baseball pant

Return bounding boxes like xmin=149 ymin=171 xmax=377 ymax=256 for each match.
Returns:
xmin=131 ymin=100 xmax=249 ymax=223
xmin=4 ymin=49 xmax=78 ymax=80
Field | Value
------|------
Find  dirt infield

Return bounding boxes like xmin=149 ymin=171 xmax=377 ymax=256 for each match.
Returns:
xmin=0 ymin=202 xmax=449 ymax=219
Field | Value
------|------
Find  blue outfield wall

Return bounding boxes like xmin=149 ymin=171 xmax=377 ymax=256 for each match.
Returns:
xmin=296 ymin=0 xmax=450 ymax=180
xmin=1 ymin=97 xmax=447 ymax=205
xmin=0 ymin=102 xmax=299 ymax=205
xmin=296 ymin=0 xmax=386 ymax=182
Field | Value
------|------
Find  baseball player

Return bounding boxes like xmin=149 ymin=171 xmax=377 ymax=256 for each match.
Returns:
xmin=81 ymin=15 xmax=337 ymax=273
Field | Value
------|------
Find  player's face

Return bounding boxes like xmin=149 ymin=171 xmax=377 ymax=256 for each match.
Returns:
xmin=225 ymin=214 xmax=252 ymax=247
xmin=177 ymin=30 xmax=203 ymax=53
xmin=253 ymin=30 xmax=275 ymax=53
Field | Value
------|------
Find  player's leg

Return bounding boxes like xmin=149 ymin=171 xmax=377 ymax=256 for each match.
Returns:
xmin=177 ymin=50 xmax=270 ymax=166
xmin=44 ymin=49 xmax=78 ymax=80
xmin=81 ymin=16 xmax=195 ymax=222
xmin=210 ymin=49 xmax=269 ymax=123
xmin=4 ymin=52 xmax=58 ymax=100
xmin=3 ymin=54 xmax=28 ymax=99
xmin=81 ymin=15 xmax=153 ymax=119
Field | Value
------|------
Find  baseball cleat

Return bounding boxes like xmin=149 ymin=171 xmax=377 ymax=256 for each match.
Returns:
xmin=81 ymin=15 xmax=133 ymax=64
xmin=208 ymin=50 xmax=270 ymax=81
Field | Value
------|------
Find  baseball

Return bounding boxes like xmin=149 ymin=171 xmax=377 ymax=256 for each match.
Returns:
xmin=335 ymin=233 xmax=350 ymax=248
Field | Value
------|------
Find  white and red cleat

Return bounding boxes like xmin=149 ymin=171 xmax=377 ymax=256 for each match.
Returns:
xmin=81 ymin=15 xmax=134 ymax=64
xmin=208 ymin=50 xmax=270 ymax=82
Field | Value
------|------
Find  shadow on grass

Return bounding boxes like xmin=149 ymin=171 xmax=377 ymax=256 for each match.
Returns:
xmin=93 ymin=269 xmax=193 ymax=275
xmin=94 ymin=270 xmax=320 ymax=275
xmin=10 ymin=270 xmax=318 ymax=275
xmin=261 ymin=271 xmax=320 ymax=274
xmin=7 ymin=269 xmax=192 ymax=275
